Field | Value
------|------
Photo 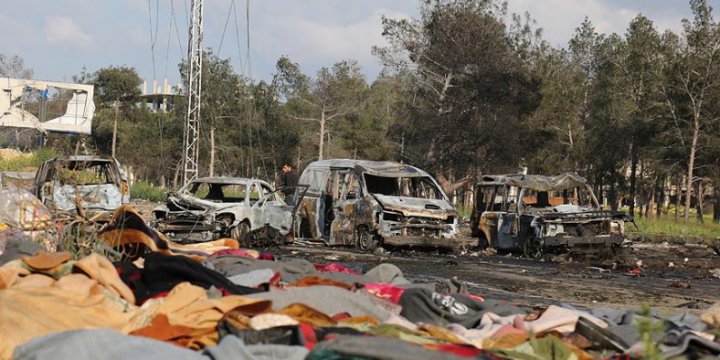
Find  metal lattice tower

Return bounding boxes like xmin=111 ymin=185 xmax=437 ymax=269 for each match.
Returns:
xmin=182 ymin=0 xmax=204 ymax=187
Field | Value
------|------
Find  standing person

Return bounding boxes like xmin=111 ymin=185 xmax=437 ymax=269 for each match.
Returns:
xmin=281 ymin=162 xmax=299 ymax=206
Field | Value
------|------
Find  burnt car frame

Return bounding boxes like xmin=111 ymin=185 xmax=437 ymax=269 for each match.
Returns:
xmin=152 ymin=177 xmax=301 ymax=243
xmin=33 ymin=155 xmax=130 ymax=221
xmin=470 ymin=173 xmax=631 ymax=255
xmin=295 ymin=159 xmax=459 ymax=251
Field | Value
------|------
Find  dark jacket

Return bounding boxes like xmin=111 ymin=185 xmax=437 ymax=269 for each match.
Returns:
xmin=281 ymin=171 xmax=299 ymax=195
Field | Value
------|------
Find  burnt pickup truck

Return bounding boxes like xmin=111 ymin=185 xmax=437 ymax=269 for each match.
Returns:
xmin=470 ymin=173 xmax=631 ymax=256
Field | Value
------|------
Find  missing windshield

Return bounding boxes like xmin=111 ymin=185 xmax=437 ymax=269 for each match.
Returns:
xmin=364 ymin=174 xmax=443 ymax=200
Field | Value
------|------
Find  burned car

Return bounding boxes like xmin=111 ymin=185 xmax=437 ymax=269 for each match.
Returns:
xmin=33 ymin=155 xmax=130 ymax=221
xmin=470 ymin=173 xmax=631 ymax=255
xmin=153 ymin=177 xmax=298 ymax=243
xmin=295 ymin=159 xmax=459 ymax=251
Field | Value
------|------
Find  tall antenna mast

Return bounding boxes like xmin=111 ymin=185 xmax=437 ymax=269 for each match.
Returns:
xmin=182 ymin=0 xmax=203 ymax=186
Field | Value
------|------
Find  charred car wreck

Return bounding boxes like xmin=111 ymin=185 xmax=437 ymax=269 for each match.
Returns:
xmin=470 ymin=173 xmax=631 ymax=255
xmin=153 ymin=177 xmax=299 ymax=244
xmin=33 ymin=155 xmax=130 ymax=222
xmin=295 ymin=159 xmax=459 ymax=251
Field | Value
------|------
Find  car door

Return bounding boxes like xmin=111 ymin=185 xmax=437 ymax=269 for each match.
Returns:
xmin=250 ymin=186 xmax=294 ymax=235
xmin=496 ymin=185 xmax=520 ymax=250
xmin=329 ymin=170 xmax=361 ymax=246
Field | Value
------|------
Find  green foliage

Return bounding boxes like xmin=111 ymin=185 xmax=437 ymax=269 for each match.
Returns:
xmin=627 ymin=215 xmax=720 ymax=242
xmin=0 ymin=148 xmax=59 ymax=171
xmin=131 ymin=181 xmax=167 ymax=202
xmin=93 ymin=66 xmax=143 ymax=107
xmin=636 ymin=304 xmax=665 ymax=360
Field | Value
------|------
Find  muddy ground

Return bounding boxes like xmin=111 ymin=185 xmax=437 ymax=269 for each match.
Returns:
xmin=131 ymin=200 xmax=720 ymax=314
xmin=274 ymin=234 xmax=720 ymax=315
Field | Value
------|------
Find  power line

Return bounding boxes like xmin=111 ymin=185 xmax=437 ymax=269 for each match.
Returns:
xmin=147 ymin=0 xmax=159 ymax=80
xmin=232 ymin=0 xmax=244 ymax=75
xmin=217 ymin=0 xmax=235 ymax=57
xmin=245 ymin=0 xmax=251 ymax=77
xmin=163 ymin=0 xmax=174 ymax=80
xmin=170 ymin=0 xmax=185 ymax=57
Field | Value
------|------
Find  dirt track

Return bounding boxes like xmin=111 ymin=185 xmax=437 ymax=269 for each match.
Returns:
xmin=276 ymin=238 xmax=720 ymax=314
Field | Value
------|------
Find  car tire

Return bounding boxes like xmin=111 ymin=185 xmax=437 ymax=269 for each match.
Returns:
xmin=356 ymin=226 xmax=379 ymax=252
xmin=231 ymin=221 xmax=250 ymax=243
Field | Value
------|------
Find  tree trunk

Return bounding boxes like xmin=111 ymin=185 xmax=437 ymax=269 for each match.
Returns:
xmin=655 ymin=175 xmax=664 ymax=218
xmin=209 ymin=125 xmax=215 ymax=177
xmin=684 ymin=117 xmax=700 ymax=223
xmin=696 ymin=180 xmax=704 ymax=224
xmin=628 ymin=136 xmax=639 ymax=217
xmin=596 ymin=173 xmax=604 ymax=207
xmin=318 ymin=110 xmax=325 ymax=161
xmin=112 ymin=100 xmax=119 ymax=158
xmin=714 ymin=183 xmax=720 ymax=223
xmin=675 ymin=174 xmax=681 ymax=223
xmin=609 ymin=172 xmax=618 ymax=211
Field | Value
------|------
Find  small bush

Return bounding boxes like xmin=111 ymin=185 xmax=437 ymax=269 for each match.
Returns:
xmin=131 ymin=181 xmax=167 ymax=202
xmin=0 ymin=148 xmax=59 ymax=171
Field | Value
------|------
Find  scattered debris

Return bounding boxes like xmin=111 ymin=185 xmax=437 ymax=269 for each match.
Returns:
xmin=669 ymin=280 xmax=692 ymax=289
xmin=710 ymin=268 xmax=720 ymax=279
xmin=624 ymin=268 xmax=641 ymax=277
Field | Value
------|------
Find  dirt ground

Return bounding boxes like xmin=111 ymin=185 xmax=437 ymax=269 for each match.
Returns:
xmin=274 ymin=231 xmax=720 ymax=315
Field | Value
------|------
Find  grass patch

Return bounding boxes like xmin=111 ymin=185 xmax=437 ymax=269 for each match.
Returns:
xmin=131 ymin=181 xmax=167 ymax=202
xmin=0 ymin=148 xmax=59 ymax=171
xmin=627 ymin=215 xmax=720 ymax=245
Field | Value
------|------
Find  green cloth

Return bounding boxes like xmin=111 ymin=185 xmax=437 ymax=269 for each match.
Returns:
xmin=490 ymin=336 xmax=577 ymax=360
xmin=368 ymin=324 xmax=439 ymax=345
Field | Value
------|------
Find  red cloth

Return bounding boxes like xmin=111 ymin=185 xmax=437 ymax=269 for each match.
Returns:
xmin=364 ymin=283 xmax=405 ymax=304
xmin=208 ymin=248 xmax=259 ymax=259
xmin=314 ymin=263 xmax=361 ymax=275
xmin=425 ymin=343 xmax=502 ymax=358
xmin=258 ymin=251 xmax=275 ymax=261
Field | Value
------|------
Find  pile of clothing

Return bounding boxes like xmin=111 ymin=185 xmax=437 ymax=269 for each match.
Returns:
xmin=0 ymin=206 xmax=719 ymax=360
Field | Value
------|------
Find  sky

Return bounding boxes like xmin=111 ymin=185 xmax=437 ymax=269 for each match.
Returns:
xmin=0 ymin=0 xmax=714 ymax=89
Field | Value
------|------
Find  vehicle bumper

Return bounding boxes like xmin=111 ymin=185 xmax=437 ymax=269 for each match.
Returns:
xmin=542 ymin=234 xmax=624 ymax=247
xmin=382 ymin=235 xmax=470 ymax=248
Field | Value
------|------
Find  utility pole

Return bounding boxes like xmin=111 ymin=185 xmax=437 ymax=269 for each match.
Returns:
xmin=182 ymin=0 xmax=203 ymax=187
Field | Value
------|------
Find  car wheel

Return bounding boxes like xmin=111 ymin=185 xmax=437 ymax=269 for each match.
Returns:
xmin=356 ymin=227 xmax=379 ymax=252
xmin=231 ymin=222 xmax=250 ymax=242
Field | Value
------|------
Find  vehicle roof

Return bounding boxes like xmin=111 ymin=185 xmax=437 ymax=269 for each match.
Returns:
xmin=479 ymin=172 xmax=588 ymax=192
xmin=191 ymin=177 xmax=265 ymax=185
xmin=48 ymin=155 xmax=114 ymax=163
xmin=305 ymin=159 xmax=430 ymax=177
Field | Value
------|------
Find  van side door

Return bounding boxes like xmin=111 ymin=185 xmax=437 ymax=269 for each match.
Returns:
xmin=329 ymin=170 xmax=362 ymax=246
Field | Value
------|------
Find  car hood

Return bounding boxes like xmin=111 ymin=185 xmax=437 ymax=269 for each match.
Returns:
xmin=373 ymin=194 xmax=456 ymax=219
xmin=167 ymin=192 xmax=242 ymax=212
xmin=52 ymin=184 xmax=123 ymax=212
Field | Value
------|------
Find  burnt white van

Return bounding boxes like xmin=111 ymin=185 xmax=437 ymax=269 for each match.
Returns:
xmin=295 ymin=159 xmax=459 ymax=251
